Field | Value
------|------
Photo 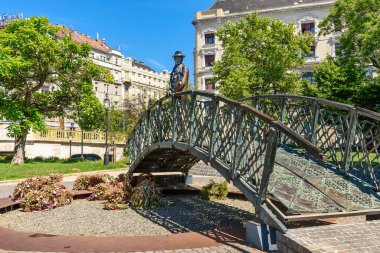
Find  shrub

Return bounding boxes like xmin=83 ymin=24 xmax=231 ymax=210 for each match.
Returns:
xmin=12 ymin=174 xmax=72 ymax=212
xmin=104 ymin=186 xmax=126 ymax=207
xmin=26 ymin=156 xmax=62 ymax=162
xmin=201 ymin=180 xmax=229 ymax=201
xmin=13 ymin=174 xmax=63 ymax=201
xmin=130 ymin=174 xmax=162 ymax=209
xmin=72 ymin=173 xmax=110 ymax=190
xmin=88 ymin=183 xmax=110 ymax=201
xmin=117 ymin=156 xmax=129 ymax=164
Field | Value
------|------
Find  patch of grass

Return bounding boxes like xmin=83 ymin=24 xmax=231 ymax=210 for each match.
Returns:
xmin=324 ymin=151 xmax=379 ymax=168
xmin=0 ymin=159 xmax=127 ymax=181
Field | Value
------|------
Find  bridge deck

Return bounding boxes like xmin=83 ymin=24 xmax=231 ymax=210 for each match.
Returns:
xmin=269 ymin=146 xmax=380 ymax=214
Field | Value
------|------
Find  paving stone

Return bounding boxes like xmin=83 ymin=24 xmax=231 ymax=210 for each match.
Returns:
xmin=283 ymin=220 xmax=380 ymax=253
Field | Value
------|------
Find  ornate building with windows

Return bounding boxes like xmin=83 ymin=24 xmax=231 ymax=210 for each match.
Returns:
xmin=44 ymin=29 xmax=169 ymax=129
xmin=193 ymin=0 xmax=337 ymax=91
xmin=123 ymin=57 xmax=169 ymax=108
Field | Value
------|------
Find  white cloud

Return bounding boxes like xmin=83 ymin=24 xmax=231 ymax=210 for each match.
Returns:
xmin=146 ymin=58 xmax=168 ymax=71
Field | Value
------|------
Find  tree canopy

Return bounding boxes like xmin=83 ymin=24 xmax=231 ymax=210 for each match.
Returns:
xmin=304 ymin=0 xmax=380 ymax=111
xmin=0 ymin=17 xmax=113 ymax=164
xmin=212 ymin=13 xmax=314 ymax=99
xmin=319 ymin=0 xmax=380 ymax=71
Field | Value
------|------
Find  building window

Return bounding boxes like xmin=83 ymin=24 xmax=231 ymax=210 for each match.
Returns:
xmin=205 ymin=79 xmax=215 ymax=91
xmin=205 ymin=54 xmax=215 ymax=67
xmin=205 ymin=33 xmax=215 ymax=45
xmin=301 ymin=72 xmax=315 ymax=83
xmin=306 ymin=46 xmax=316 ymax=58
xmin=95 ymin=87 xmax=98 ymax=91
xmin=301 ymin=22 xmax=315 ymax=34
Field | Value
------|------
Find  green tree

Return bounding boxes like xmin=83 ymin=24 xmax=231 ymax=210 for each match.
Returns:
xmin=212 ymin=13 xmax=314 ymax=99
xmin=306 ymin=0 xmax=380 ymax=111
xmin=319 ymin=0 xmax=380 ymax=72
xmin=303 ymin=56 xmax=369 ymax=105
xmin=0 ymin=17 xmax=111 ymax=164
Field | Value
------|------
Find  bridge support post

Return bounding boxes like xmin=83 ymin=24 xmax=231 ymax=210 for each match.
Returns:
xmin=208 ymin=97 xmax=219 ymax=161
xmin=258 ymin=128 xmax=278 ymax=203
xmin=231 ymin=109 xmax=244 ymax=179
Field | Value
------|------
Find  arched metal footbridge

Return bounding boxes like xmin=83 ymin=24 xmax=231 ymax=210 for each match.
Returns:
xmin=127 ymin=91 xmax=380 ymax=232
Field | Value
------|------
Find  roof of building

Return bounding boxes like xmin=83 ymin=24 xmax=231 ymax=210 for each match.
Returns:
xmin=209 ymin=0 xmax=333 ymax=13
xmin=58 ymin=27 xmax=110 ymax=53
xmin=132 ymin=60 xmax=157 ymax=73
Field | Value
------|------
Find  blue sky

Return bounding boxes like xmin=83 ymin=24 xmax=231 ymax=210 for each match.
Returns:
xmin=1 ymin=0 xmax=215 ymax=83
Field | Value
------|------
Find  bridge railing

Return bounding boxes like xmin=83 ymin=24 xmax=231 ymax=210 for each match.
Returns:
xmin=127 ymin=91 xmax=322 ymax=206
xmin=240 ymin=94 xmax=380 ymax=190
xmin=33 ymin=129 xmax=126 ymax=144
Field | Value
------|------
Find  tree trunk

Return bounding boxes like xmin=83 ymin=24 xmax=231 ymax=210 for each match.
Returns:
xmin=11 ymin=130 xmax=28 ymax=165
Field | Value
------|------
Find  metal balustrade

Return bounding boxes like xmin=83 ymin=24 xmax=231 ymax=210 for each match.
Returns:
xmin=127 ymin=91 xmax=323 ymax=232
xmin=240 ymin=95 xmax=380 ymax=190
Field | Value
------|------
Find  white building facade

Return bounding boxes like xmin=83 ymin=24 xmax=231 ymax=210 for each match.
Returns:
xmin=193 ymin=0 xmax=337 ymax=91
xmin=43 ymin=30 xmax=170 ymax=129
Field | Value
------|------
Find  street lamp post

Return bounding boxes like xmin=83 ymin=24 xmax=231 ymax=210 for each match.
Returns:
xmin=104 ymin=85 xmax=110 ymax=166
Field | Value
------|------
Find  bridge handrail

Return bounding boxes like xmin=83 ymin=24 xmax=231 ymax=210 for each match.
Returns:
xmin=239 ymin=94 xmax=380 ymax=118
xmin=239 ymin=94 xmax=380 ymax=190
xmin=127 ymin=91 xmax=322 ymax=161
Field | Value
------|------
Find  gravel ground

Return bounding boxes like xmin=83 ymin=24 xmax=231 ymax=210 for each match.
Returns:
xmin=0 ymin=193 xmax=255 ymax=237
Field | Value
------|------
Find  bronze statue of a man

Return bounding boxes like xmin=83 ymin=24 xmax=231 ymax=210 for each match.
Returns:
xmin=169 ymin=51 xmax=189 ymax=94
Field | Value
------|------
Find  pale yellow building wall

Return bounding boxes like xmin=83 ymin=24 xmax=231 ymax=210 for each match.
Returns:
xmin=123 ymin=57 xmax=169 ymax=108
xmin=193 ymin=1 xmax=337 ymax=91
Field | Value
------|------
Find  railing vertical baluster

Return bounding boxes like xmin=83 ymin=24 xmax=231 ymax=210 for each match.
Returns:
xmin=231 ymin=109 xmax=244 ymax=179
xmin=171 ymin=96 xmax=177 ymax=145
xmin=188 ymin=93 xmax=196 ymax=148
xmin=146 ymin=108 xmax=151 ymax=147
xmin=310 ymin=99 xmax=320 ymax=145
xmin=209 ymin=96 xmax=219 ymax=161
xmin=258 ymin=127 xmax=279 ymax=204
xmin=343 ymin=108 xmax=358 ymax=172
xmin=157 ymin=100 xmax=162 ymax=145
xmin=279 ymin=97 xmax=287 ymax=143
xmin=137 ymin=120 xmax=143 ymax=161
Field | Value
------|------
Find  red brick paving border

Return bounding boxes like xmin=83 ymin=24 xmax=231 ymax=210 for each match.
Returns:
xmin=0 ymin=225 xmax=264 ymax=253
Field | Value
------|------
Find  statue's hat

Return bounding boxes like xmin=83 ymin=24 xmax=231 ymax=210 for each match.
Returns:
xmin=173 ymin=51 xmax=185 ymax=58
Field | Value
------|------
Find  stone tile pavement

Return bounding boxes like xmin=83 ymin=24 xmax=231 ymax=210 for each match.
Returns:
xmin=280 ymin=220 xmax=380 ymax=253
